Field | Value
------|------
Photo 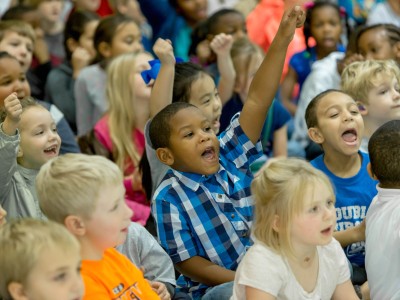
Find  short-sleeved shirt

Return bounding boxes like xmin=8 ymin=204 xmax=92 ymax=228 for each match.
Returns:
xmin=152 ymin=114 xmax=263 ymax=298
xmin=232 ymin=238 xmax=350 ymax=300
xmin=311 ymin=151 xmax=378 ymax=267
xmin=82 ymin=248 xmax=159 ymax=299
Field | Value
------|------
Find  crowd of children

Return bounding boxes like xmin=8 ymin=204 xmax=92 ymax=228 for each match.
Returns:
xmin=1 ymin=0 xmax=400 ymax=299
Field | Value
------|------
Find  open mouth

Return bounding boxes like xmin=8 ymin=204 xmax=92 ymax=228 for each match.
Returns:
xmin=321 ymin=226 xmax=332 ymax=235
xmin=202 ymin=146 xmax=216 ymax=160
xmin=341 ymin=129 xmax=358 ymax=145
xmin=44 ymin=145 xmax=58 ymax=155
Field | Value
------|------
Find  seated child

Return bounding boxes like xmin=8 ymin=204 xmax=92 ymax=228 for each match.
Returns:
xmin=36 ymin=153 xmax=163 ymax=300
xmin=341 ymin=59 xmax=400 ymax=152
xmin=0 ymin=22 xmax=79 ymax=154
xmin=232 ymin=157 xmax=358 ymax=299
xmin=0 ymin=94 xmax=61 ymax=220
xmin=45 ymin=10 xmax=100 ymax=134
xmin=306 ymin=89 xmax=378 ymax=285
xmin=149 ymin=6 xmax=305 ymax=299
xmin=366 ymin=120 xmax=400 ymax=299
xmin=0 ymin=218 xmax=84 ymax=300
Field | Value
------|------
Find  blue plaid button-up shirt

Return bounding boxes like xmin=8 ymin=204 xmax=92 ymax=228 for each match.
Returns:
xmin=152 ymin=114 xmax=263 ymax=299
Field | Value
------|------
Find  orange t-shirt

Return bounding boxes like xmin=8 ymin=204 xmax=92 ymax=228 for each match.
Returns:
xmin=82 ymin=248 xmax=160 ymax=300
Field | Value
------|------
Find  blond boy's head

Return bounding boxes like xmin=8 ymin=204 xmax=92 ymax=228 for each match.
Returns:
xmin=341 ymin=60 xmax=400 ymax=105
xmin=0 ymin=20 xmax=35 ymax=44
xmin=0 ymin=218 xmax=82 ymax=300
xmin=36 ymin=153 xmax=123 ymax=224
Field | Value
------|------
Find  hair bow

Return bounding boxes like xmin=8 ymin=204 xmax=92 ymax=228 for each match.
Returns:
xmin=141 ymin=58 xmax=184 ymax=84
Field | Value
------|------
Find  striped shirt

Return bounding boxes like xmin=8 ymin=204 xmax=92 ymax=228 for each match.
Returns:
xmin=152 ymin=114 xmax=263 ymax=298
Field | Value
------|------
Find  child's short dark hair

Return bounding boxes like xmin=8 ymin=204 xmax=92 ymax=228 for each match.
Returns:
xmin=305 ymin=89 xmax=345 ymax=129
xmin=149 ymin=102 xmax=196 ymax=150
xmin=173 ymin=62 xmax=206 ymax=103
xmin=356 ymin=24 xmax=400 ymax=52
xmin=369 ymin=120 xmax=400 ymax=188
xmin=64 ymin=10 xmax=99 ymax=61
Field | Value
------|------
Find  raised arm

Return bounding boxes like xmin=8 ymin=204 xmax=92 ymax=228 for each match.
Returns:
xmin=149 ymin=38 xmax=176 ymax=118
xmin=2 ymin=93 xmax=22 ymax=136
xmin=210 ymin=33 xmax=235 ymax=105
xmin=240 ymin=6 xmax=305 ymax=144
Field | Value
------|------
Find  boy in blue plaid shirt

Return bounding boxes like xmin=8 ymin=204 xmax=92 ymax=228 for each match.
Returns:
xmin=149 ymin=6 xmax=305 ymax=300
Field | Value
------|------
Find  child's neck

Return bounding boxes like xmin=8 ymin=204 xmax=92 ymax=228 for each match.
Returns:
xmin=323 ymin=150 xmax=361 ymax=178
xmin=41 ymin=19 xmax=63 ymax=35
xmin=287 ymin=246 xmax=319 ymax=293
xmin=363 ymin=118 xmax=383 ymax=141
xmin=316 ymin=45 xmax=336 ymax=60
xmin=79 ymin=237 xmax=104 ymax=261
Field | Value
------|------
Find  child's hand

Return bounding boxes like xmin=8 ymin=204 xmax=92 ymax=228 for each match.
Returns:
xmin=153 ymin=38 xmax=175 ymax=65
xmin=210 ymin=33 xmax=234 ymax=57
xmin=278 ymin=6 xmax=306 ymax=41
xmin=150 ymin=281 xmax=171 ymax=300
xmin=71 ymin=47 xmax=92 ymax=77
xmin=4 ymin=93 xmax=22 ymax=124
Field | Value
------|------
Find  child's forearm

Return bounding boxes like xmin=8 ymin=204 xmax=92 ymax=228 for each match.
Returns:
xmin=149 ymin=39 xmax=176 ymax=118
xmin=240 ymin=7 xmax=304 ymax=144
xmin=149 ymin=63 xmax=175 ymax=118
xmin=2 ymin=119 xmax=18 ymax=136
xmin=216 ymin=53 xmax=235 ymax=105
xmin=175 ymin=256 xmax=235 ymax=286
xmin=333 ymin=224 xmax=365 ymax=248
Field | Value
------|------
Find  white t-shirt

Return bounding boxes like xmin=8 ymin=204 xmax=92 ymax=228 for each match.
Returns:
xmin=365 ymin=187 xmax=400 ymax=300
xmin=231 ymin=238 xmax=350 ymax=300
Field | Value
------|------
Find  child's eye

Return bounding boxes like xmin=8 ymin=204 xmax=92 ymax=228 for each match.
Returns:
xmin=329 ymin=113 xmax=338 ymax=118
xmin=379 ymin=89 xmax=388 ymax=95
xmin=310 ymin=206 xmax=319 ymax=213
xmin=53 ymin=272 xmax=67 ymax=282
xmin=35 ymin=131 xmax=44 ymax=135
xmin=350 ymin=110 xmax=359 ymax=115
xmin=204 ymin=126 xmax=211 ymax=132
xmin=327 ymin=199 xmax=335 ymax=207
xmin=110 ymin=202 xmax=119 ymax=212
xmin=202 ymin=98 xmax=210 ymax=104
xmin=52 ymin=127 xmax=58 ymax=133
xmin=184 ymin=132 xmax=193 ymax=138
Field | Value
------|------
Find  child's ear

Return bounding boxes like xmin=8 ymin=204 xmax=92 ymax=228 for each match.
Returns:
xmin=98 ymin=41 xmax=111 ymax=58
xmin=367 ymin=162 xmax=378 ymax=181
xmin=156 ymin=147 xmax=174 ymax=166
xmin=393 ymin=41 xmax=400 ymax=61
xmin=8 ymin=282 xmax=28 ymax=300
xmin=17 ymin=147 xmax=23 ymax=158
xmin=356 ymin=101 xmax=368 ymax=116
xmin=66 ymin=38 xmax=79 ymax=53
xmin=272 ymin=215 xmax=280 ymax=233
xmin=307 ymin=127 xmax=324 ymax=144
xmin=64 ymin=215 xmax=86 ymax=236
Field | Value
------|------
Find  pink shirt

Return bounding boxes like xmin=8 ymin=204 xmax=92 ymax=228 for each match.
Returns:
xmin=94 ymin=115 xmax=150 ymax=225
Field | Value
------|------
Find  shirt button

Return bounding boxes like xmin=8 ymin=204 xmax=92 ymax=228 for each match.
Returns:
xmin=218 ymin=194 xmax=223 ymax=199
xmin=231 ymin=213 xmax=235 ymax=219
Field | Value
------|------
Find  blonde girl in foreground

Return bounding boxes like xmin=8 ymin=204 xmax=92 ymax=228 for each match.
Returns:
xmin=232 ymin=158 xmax=359 ymax=299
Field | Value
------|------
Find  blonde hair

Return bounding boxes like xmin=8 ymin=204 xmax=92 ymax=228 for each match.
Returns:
xmin=0 ymin=20 xmax=35 ymax=44
xmin=106 ymin=52 xmax=150 ymax=173
xmin=251 ymin=157 xmax=335 ymax=258
xmin=0 ymin=218 xmax=79 ymax=300
xmin=231 ymin=37 xmax=263 ymax=73
xmin=36 ymin=153 xmax=123 ymax=223
xmin=341 ymin=60 xmax=400 ymax=104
